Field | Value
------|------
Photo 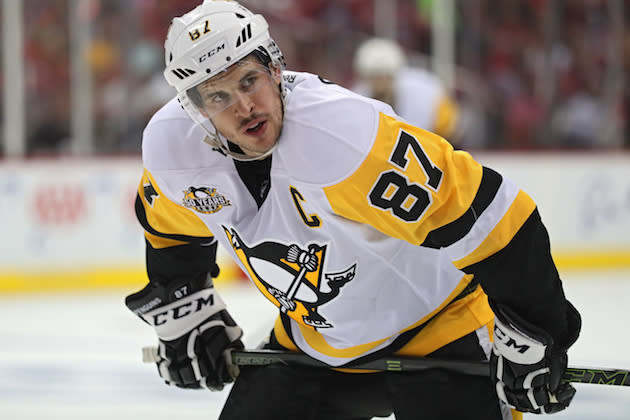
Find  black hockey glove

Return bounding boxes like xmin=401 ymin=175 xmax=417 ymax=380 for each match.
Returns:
xmin=125 ymin=275 xmax=243 ymax=390
xmin=489 ymin=301 xmax=581 ymax=414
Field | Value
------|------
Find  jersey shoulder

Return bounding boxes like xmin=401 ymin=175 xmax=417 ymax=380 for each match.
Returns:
xmin=278 ymin=71 xmax=399 ymax=185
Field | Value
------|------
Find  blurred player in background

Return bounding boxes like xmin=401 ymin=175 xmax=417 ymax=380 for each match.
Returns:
xmin=353 ymin=37 xmax=462 ymax=146
xmin=125 ymin=1 xmax=581 ymax=419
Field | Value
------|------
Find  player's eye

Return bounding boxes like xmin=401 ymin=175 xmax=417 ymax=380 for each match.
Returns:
xmin=209 ymin=92 xmax=229 ymax=104
xmin=241 ymin=76 xmax=258 ymax=92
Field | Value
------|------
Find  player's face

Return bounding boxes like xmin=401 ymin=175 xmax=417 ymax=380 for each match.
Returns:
xmin=195 ymin=57 xmax=283 ymax=158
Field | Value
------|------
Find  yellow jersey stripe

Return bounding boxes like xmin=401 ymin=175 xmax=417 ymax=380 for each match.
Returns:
xmin=289 ymin=273 xmax=475 ymax=361
xmin=394 ymin=285 xmax=494 ymax=356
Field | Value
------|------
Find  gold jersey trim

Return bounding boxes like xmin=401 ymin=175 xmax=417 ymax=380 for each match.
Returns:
xmin=290 ymin=273 xmax=475 ymax=359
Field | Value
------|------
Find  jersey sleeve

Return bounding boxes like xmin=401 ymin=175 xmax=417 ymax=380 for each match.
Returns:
xmin=323 ymin=112 xmax=572 ymax=343
xmin=323 ymin=112 xmax=504 ymax=247
xmin=135 ymin=168 xmax=219 ymax=286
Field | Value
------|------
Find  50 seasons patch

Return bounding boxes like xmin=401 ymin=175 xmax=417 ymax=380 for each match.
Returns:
xmin=182 ymin=186 xmax=231 ymax=214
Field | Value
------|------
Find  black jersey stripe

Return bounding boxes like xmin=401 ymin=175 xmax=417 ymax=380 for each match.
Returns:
xmin=421 ymin=166 xmax=502 ymax=249
xmin=279 ymin=311 xmax=296 ymax=346
xmin=135 ymin=194 xmax=214 ymax=245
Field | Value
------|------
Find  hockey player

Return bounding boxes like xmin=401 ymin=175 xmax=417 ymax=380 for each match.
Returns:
xmin=352 ymin=37 xmax=461 ymax=145
xmin=125 ymin=1 xmax=581 ymax=419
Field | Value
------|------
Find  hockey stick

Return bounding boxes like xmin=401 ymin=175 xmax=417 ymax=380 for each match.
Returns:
xmin=142 ymin=347 xmax=630 ymax=387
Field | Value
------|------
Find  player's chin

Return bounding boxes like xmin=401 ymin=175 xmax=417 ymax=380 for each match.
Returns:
xmin=248 ymin=133 xmax=279 ymax=155
xmin=240 ymin=139 xmax=276 ymax=158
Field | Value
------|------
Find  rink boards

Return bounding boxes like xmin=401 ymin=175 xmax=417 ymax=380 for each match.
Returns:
xmin=0 ymin=151 xmax=629 ymax=293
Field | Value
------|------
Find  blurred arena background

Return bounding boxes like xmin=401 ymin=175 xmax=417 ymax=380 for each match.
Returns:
xmin=1 ymin=0 xmax=629 ymax=292
xmin=0 ymin=1 xmax=629 ymax=418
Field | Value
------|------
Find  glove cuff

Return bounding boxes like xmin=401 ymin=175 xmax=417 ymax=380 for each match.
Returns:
xmin=489 ymin=299 xmax=581 ymax=351
xmin=491 ymin=303 xmax=551 ymax=365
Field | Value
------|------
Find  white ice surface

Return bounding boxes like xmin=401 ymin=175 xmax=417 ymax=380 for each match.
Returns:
xmin=0 ymin=270 xmax=629 ymax=419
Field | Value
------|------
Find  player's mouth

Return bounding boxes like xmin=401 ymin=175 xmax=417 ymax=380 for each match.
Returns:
xmin=243 ymin=119 xmax=267 ymax=136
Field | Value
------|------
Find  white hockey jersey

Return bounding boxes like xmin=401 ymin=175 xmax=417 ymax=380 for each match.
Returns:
xmin=136 ymin=71 xmax=536 ymax=367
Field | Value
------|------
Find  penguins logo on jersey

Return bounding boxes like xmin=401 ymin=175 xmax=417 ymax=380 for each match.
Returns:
xmin=223 ymin=226 xmax=355 ymax=329
xmin=182 ymin=186 xmax=231 ymax=214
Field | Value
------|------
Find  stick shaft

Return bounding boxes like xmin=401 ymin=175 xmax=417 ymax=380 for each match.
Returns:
xmin=231 ymin=349 xmax=630 ymax=387
xmin=232 ymin=349 xmax=489 ymax=375
xmin=143 ymin=347 xmax=630 ymax=387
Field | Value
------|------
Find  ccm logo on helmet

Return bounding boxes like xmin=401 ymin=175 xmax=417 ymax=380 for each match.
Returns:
xmin=151 ymin=294 xmax=214 ymax=326
xmin=494 ymin=324 xmax=531 ymax=354
xmin=198 ymin=43 xmax=226 ymax=63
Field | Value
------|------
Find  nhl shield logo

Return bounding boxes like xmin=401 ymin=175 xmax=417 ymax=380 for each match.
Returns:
xmin=182 ymin=186 xmax=231 ymax=214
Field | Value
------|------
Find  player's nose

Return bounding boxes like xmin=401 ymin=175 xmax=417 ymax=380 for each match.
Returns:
xmin=232 ymin=91 xmax=254 ymax=116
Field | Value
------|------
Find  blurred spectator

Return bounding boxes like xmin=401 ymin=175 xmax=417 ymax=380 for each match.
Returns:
xmin=23 ymin=0 xmax=71 ymax=154
xmin=552 ymin=89 xmax=606 ymax=148
xmin=9 ymin=0 xmax=628 ymax=156
xmin=351 ymin=37 xmax=462 ymax=145
xmin=27 ymin=92 xmax=71 ymax=154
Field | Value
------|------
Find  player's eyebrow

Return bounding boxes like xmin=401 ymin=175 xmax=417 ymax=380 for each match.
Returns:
xmin=200 ymin=69 xmax=260 ymax=98
xmin=239 ymin=70 xmax=259 ymax=83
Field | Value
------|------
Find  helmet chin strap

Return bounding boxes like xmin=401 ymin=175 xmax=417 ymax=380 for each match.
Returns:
xmin=202 ymin=132 xmax=277 ymax=162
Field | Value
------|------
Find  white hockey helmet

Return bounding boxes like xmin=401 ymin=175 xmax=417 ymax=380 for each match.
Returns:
xmin=353 ymin=37 xmax=406 ymax=77
xmin=163 ymin=0 xmax=286 ymax=160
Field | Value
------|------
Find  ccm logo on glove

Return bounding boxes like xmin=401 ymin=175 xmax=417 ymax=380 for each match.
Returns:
xmin=140 ymin=289 xmax=225 ymax=341
xmin=148 ymin=293 xmax=214 ymax=326
xmin=494 ymin=322 xmax=546 ymax=365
